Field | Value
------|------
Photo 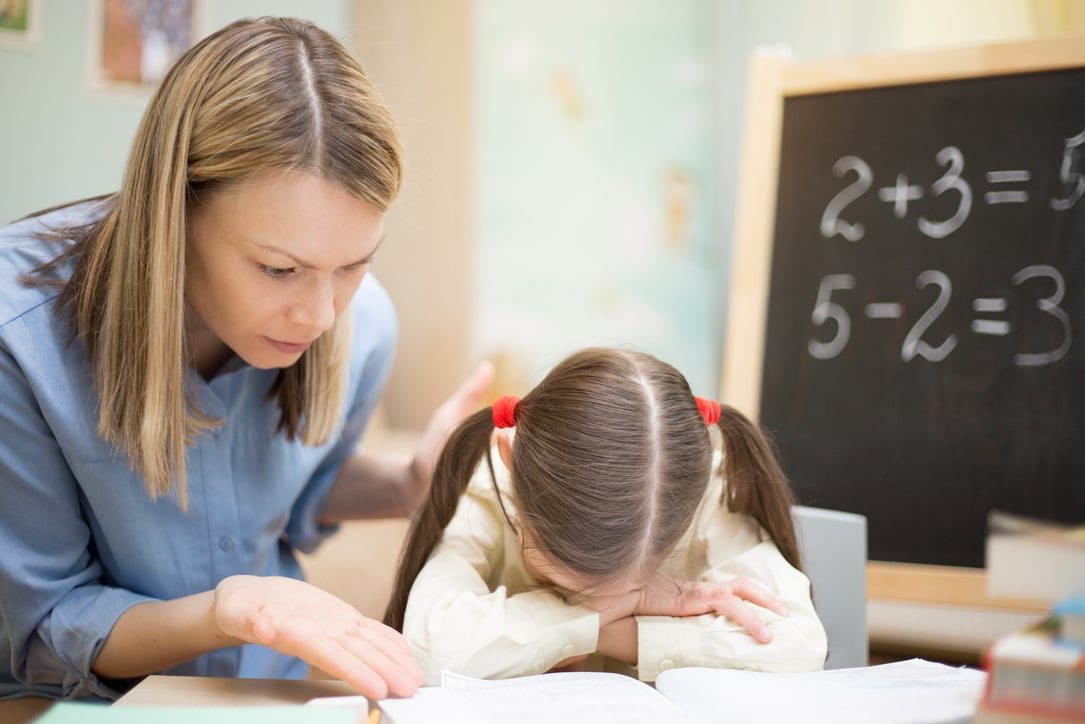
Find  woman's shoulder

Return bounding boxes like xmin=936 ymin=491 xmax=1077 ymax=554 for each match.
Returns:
xmin=0 ymin=200 xmax=111 ymax=336
xmin=1 ymin=199 xmax=106 ymax=248
xmin=0 ymin=205 xmax=84 ymax=329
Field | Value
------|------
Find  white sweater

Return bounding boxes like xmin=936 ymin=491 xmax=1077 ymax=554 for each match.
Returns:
xmin=402 ymin=449 xmax=828 ymax=685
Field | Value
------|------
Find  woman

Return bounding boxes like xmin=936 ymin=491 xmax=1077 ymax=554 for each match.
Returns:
xmin=0 ymin=17 xmax=489 ymax=702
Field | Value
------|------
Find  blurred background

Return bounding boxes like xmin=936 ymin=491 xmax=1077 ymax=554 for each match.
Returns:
xmin=4 ymin=0 xmax=1082 ymax=436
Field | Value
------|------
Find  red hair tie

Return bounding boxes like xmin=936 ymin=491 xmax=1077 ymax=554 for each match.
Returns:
xmin=695 ymin=397 xmax=720 ymax=426
xmin=492 ymin=395 xmax=520 ymax=428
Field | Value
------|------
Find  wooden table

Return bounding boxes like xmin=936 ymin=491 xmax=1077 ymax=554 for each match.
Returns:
xmin=0 ymin=696 xmax=53 ymax=724
xmin=115 ymin=675 xmax=360 ymax=707
xmin=0 ymin=676 xmax=363 ymax=723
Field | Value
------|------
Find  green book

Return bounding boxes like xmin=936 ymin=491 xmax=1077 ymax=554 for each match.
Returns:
xmin=33 ymin=701 xmax=357 ymax=724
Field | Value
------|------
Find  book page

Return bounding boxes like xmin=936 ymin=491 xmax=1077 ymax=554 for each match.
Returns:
xmin=654 ymin=659 xmax=985 ymax=724
xmin=377 ymin=670 xmax=698 ymax=724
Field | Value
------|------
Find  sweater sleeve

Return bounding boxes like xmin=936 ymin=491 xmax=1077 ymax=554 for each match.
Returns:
xmin=402 ymin=463 xmax=599 ymax=685
xmin=635 ymin=483 xmax=828 ymax=681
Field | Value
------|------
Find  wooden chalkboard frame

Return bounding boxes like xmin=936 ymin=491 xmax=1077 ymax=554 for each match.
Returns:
xmin=720 ymin=33 xmax=1085 ymax=616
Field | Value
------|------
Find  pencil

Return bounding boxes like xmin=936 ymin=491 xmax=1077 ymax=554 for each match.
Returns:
xmin=367 ymin=708 xmax=382 ymax=724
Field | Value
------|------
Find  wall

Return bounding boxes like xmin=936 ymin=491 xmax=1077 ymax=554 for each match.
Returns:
xmin=360 ymin=0 xmax=1055 ymax=425
xmin=352 ymin=0 xmax=475 ymax=431
xmin=0 ymin=1 xmax=353 ymax=225
xmin=711 ymin=1 xmax=1046 ymax=400
xmin=2 ymin=0 xmax=1074 ymax=430
xmin=471 ymin=0 xmax=722 ymax=399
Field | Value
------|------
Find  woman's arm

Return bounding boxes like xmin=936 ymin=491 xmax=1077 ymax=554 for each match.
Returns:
xmin=94 ymin=575 xmax=422 ymax=699
xmin=91 ymin=591 xmax=238 ymax=677
xmin=319 ymin=362 xmax=493 ymax=522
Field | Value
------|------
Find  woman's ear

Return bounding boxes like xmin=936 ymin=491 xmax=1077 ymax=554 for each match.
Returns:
xmin=495 ymin=428 xmax=513 ymax=469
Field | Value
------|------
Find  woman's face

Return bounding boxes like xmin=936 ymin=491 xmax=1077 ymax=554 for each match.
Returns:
xmin=185 ymin=169 xmax=384 ymax=372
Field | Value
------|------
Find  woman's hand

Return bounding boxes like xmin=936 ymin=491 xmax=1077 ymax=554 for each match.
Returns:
xmin=635 ymin=576 xmax=790 ymax=643
xmin=409 ymin=361 xmax=494 ymax=492
xmin=320 ymin=361 xmax=493 ymax=522
xmin=214 ymin=575 xmax=422 ymax=699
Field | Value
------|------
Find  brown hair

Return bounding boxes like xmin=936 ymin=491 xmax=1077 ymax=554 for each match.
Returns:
xmin=384 ymin=347 xmax=800 ymax=631
xmin=25 ymin=17 xmax=403 ymax=508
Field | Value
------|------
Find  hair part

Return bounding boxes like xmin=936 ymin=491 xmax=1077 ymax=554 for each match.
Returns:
xmin=25 ymin=17 xmax=402 ymax=508
xmin=385 ymin=348 xmax=801 ymax=631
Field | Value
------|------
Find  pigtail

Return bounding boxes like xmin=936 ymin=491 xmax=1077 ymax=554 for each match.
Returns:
xmin=716 ymin=405 xmax=803 ymax=571
xmin=383 ymin=407 xmax=496 ymax=631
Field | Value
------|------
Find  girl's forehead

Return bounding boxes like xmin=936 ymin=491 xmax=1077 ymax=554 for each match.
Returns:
xmin=519 ymin=529 xmax=644 ymax=597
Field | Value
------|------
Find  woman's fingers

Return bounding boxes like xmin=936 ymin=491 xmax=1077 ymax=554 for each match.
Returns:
xmin=302 ymin=634 xmax=395 ymax=700
xmin=416 ymin=362 xmax=495 ymax=470
xmin=323 ymin=628 xmax=421 ymax=699
xmin=274 ymin=615 xmax=423 ymax=698
xmin=345 ymin=619 xmax=424 ymax=690
xmin=214 ymin=575 xmax=422 ymax=699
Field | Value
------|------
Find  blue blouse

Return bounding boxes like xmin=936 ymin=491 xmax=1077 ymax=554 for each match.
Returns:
xmin=0 ymin=203 xmax=398 ymax=700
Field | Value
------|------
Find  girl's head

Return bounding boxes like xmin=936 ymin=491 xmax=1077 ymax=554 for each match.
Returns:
xmin=36 ymin=17 xmax=403 ymax=506
xmin=384 ymin=347 xmax=800 ymax=630
xmin=497 ymin=348 xmax=713 ymax=591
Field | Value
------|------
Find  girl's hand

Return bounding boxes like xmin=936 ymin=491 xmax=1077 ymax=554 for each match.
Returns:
xmin=214 ymin=575 xmax=423 ymax=699
xmin=635 ymin=576 xmax=790 ymax=643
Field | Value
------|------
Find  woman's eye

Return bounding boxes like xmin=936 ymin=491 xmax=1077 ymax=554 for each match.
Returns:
xmin=259 ymin=265 xmax=296 ymax=279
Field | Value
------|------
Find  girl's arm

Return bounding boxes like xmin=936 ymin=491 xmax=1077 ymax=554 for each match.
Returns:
xmin=629 ymin=503 xmax=828 ymax=681
xmin=401 ymin=476 xmax=600 ymax=684
xmin=593 ymin=574 xmax=787 ymax=666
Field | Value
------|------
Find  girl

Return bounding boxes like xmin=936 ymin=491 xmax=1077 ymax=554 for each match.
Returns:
xmin=385 ymin=347 xmax=827 ymax=684
xmin=0 ymin=17 xmax=489 ymax=702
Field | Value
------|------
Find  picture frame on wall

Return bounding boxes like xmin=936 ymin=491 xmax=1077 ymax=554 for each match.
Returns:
xmin=0 ymin=0 xmax=41 ymax=52
xmin=86 ymin=0 xmax=207 ymax=99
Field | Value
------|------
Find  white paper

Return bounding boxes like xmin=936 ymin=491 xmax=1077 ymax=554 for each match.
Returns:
xmin=377 ymin=670 xmax=696 ymax=724
xmin=654 ymin=658 xmax=986 ymax=724
xmin=307 ymin=660 xmax=986 ymax=724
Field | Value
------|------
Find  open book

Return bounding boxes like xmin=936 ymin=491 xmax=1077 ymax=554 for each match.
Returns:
xmin=308 ymin=659 xmax=986 ymax=724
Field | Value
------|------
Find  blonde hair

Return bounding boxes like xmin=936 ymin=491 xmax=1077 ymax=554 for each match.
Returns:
xmin=33 ymin=17 xmax=403 ymax=508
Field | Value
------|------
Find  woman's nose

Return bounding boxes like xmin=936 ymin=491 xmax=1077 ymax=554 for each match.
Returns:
xmin=288 ymin=278 xmax=336 ymax=332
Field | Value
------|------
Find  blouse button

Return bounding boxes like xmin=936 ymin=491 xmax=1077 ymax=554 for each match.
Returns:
xmin=561 ymin=644 xmax=575 ymax=657
xmin=659 ymin=659 xmax=674 ymax=671
xmin=219 ymin=536 xmax=234 ymax=551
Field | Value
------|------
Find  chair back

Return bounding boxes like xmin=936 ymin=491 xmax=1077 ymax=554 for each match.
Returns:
xmin=792 ymin=505 xmax=869 ymax=669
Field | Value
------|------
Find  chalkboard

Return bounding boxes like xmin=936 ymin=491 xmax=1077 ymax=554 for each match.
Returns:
xmin=721 ymin=36 xmax=1085 ymax=583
